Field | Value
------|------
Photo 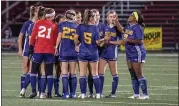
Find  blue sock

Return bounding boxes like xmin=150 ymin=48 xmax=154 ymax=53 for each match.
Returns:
xmin=99 ymin=74 xmax=104 ymax=95
xmin=93 ymin=75 xmax=100 ymax=94
xmin=69 ymin=74 xmax=73 ymax=95
xmin=138 ymin=77 xmax=148 ymax=95
xmin=20 ymin=73 xmax=26 ymax=90
xmin=111 ymin=74 xmax=119 ymax=95
xmin=40 ymin=75 xmax=46 ymax=93
xmin=79 ymin=76 xmax=87 ymax=94
xmin=30 ymin=73 xmax=37 ymax=93
xmin=62 ymin=74 xmax=69 ymax=96
xmin=88 ymin=75 xmax=93 ymax=95
xmin=23 ymin=73 xmax=30 ymax=89
xmin=47 ymin=75 xmax=53 ymax=96
xmin=54 ymin=76 xmax=60 ymax=94
xmin=38 ymin=74 xmax=41 ymax=93
xmin=132 ymin=80 xmax=140 ymax=95
xmin=71 ymin=74 xmax=77 ymax=95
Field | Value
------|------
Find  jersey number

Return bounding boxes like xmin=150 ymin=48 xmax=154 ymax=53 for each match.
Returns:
xmin=62 ymin=27 xmax=76 ymax=40
xmin=38 ymin=26 xmax=52 ymax=39
xmin=84 ymin=32 xmax=92 ymax=44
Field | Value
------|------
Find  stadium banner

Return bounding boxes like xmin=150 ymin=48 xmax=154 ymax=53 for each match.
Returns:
xmin=120 ymin=27 xmax=162 ymax=51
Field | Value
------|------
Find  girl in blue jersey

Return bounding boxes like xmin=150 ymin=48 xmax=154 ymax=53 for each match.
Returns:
xmin=53 ymin=14 xmax=65 ymax=97
xmin=55 ymin=10 xmax=78 ymax=98
xmin=98 ymin=10 xmax=121 ymax=98
xmin=112 ymin=12 xmax=149 ymax=99
xmin=74 ymin=9 xmax=109 ymax=99
xmin=18 ymin=5 xmax=38 ymax=97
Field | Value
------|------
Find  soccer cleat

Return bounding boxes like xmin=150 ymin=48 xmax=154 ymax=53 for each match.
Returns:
xmin=19 ymin=88 xmax=26 ymax=98
xmin=128 ymin=94 xmax=140 ymax=99
xmin=40 ymin=93 xmax=46 ymax=99
xmin=105 ymin=94 xmax=116 ymax=98
xmin=77 ymin=94 xmax=82 ymax=98
xmin=95 ymin=93 xmax=101 ymax=99
xmin=28 ymin=92 xmax=37 ymax=98
xmin=81 ymin=94 xmax=86 ymax=99
xmin=138 ymin=95 xmax=149 ymax=100
xmin=100 ymin=94 xmax=104 ymax=98
xmin=54 ymin=93 xmax=62 ymax=97
xmin=62 ymin=95 xmax=69 ymax=99
xmin=47 ymin=95 xmax=52 ymax=98
xmin=37 ymin=91 xmax=40 ymax=97
xmin=87 ymin=94 xmax=95 ymax=98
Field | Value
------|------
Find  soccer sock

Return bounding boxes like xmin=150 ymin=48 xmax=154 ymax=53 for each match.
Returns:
xmin=138 ymin=77 xmax=148 ymax=95
xmin=88 ymin=75 xmax=93 ymax=95
xmin=38 ymin=74 xmax=41 ymax=93
xmin=99 ymin=74 xmax=104 ymax=95
xmin=71 ymin=74 xmax=77 ymax=95
xmin=23 ymin=72 xmax=31 ymax=89
xmin=54 ymin=76 xmax=60 ymax=94
xmin=20 ymin=73 xmax=26 ymax=90
xmin=69 ymin=74 xmax=73 ymax=95
xmin=79 ymin=76 xmax=87 ymax=94
xmin=93 ymin=75 xmax=100 ymax=94
xmin=129 ymin=68 xmax=140 ymax=95
xmin=111 ymin=74 xmax=119 ymax=95
xmin=40 ymin=75 xmax=46 ymax=93
xmin=30 ymin=73 xmax=37 ymax=93
xmin=47 ymin=75 xmax=53 ymax=96
xmin=62 ymin=74 xmax=69 ymax=96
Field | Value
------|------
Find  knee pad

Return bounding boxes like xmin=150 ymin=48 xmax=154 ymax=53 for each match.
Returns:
xmin=31 ymin=62 xmax=40 ymax=74
xmin=45 ymin=63 xmax=53 ymax=76
xmin=129 ymin=68 xmax=138 ymax=80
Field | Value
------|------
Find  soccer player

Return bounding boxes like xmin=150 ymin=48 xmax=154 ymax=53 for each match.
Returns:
xmin=55 ymin=10 xmax=78 ymax=98
xmin=28 ymin=8 xmax=57 ymax=99
xmin=74 ymin=9 xmax=110 ymax=99
xmin=18 ymin=5 xmax=38 ymax=97
xmin=112 ymin=12 xmax=149 ymax=99
xmin=53 ymin=14 xmax=65 ymax=97
xmin=98 ymin=10 xmax=122 ymax=98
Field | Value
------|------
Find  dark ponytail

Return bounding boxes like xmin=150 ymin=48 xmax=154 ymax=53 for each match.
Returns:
xmin=38 ymin=6 xmax=45 ymax=19
xmin=137 ymin=12 xmax=145 ymax=29
xmin=30 ymin=5 xmax=38 ymax=19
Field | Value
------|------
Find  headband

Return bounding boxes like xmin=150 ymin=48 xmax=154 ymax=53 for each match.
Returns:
xmin=133 ymin=12 xmax=138 ymax=22
xmin=45 ymin=11 xmax=55 ymax=17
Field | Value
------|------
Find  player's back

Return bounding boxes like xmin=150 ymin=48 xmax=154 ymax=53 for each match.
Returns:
xmin=33 ymin=19 xmax=58 ymax=54
xmin=59 ymin=21 xmax=78 ymax=57
xmin=77 ymin=24 xmax=100 ymax=56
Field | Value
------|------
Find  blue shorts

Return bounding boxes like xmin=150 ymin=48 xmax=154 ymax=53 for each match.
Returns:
xmin=32 ymin=53 xmax=55 ymax=64
xmin=78 ymin=54 xmax=99 ymax=62
xmin=59 ymin=56 xmax=77 ymax=62
xmin=126 ymin=54 xmax=146 ymax=63
xmin=100 ymin=56 xmax=117 ymax=61
xmin=22 ymin=52 xmax=29 ymax=57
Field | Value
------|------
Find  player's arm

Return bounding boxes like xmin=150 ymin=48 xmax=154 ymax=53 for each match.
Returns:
xmin=55 ymin=32 xmax=62 ymax=49
xmin=109 ymin=40 xmax=124 ymax=45
xmin=113 ymin=16 xmax=124 ymax=33
xmin=30 ymin=23 xmax=38 ymax=46
xmin=18 ymin=22 xmax=28 ymax=56
xmin=124 ymin=26 xmax=144 ymax=44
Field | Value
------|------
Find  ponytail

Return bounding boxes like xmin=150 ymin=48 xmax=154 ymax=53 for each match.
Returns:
xmin=137 ymin=12 xmax=145 ymax=30
xmin=83 ymin=9 xmax=90 ymax=25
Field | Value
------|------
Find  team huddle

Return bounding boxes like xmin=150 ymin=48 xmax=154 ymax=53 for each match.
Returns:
xmin=18 ymin=5 xmax=149 ymax=99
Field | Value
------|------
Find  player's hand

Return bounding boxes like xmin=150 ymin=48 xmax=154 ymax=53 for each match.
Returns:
xmin=118 ymin=40 xmax=124 ymax=45
xmin=113 ymin=14 xmax=118 ymax=26
xmin=55 ymin=48 xmax=58 ymax=56
xmin=104 ymin=35 xmax=111 ymax=41
xmin=75 ymin=45 xmax=80 ymax=52
xmin=18 ymin=50 xmax=22 ymax=57
xmin=28 ymin=45 xmax=34 ymax=59
xmin=123 ymin=39 xmax=128 ymax=45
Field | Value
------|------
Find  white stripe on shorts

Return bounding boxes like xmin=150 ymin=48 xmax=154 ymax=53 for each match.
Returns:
xmin=135 ymin=45 xmax=141 ymax=62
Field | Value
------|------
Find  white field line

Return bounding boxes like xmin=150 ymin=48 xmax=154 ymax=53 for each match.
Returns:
xmin=32 ymin=99 xmax=178 ymax=106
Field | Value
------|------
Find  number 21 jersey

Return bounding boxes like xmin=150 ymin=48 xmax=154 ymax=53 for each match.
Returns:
xmin=30 ymin=19 xmax=58 ymax=54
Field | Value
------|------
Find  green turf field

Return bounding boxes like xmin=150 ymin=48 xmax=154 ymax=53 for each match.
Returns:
xmin=1 ymin=53 xmax=178 ymax=106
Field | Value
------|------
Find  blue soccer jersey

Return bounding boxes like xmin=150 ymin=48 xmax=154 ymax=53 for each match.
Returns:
xmin=21 ymin=20 xmax=33 ymax=57
xmin=77 ymin=24 xmax=100 ymax=62
xmin=124 ymin=24 xmax=146 ymax=62
xmin=100 ymin=25 xmax=121 ymax=60
xmin=58 ymin=21 xmax=78 ymax=61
